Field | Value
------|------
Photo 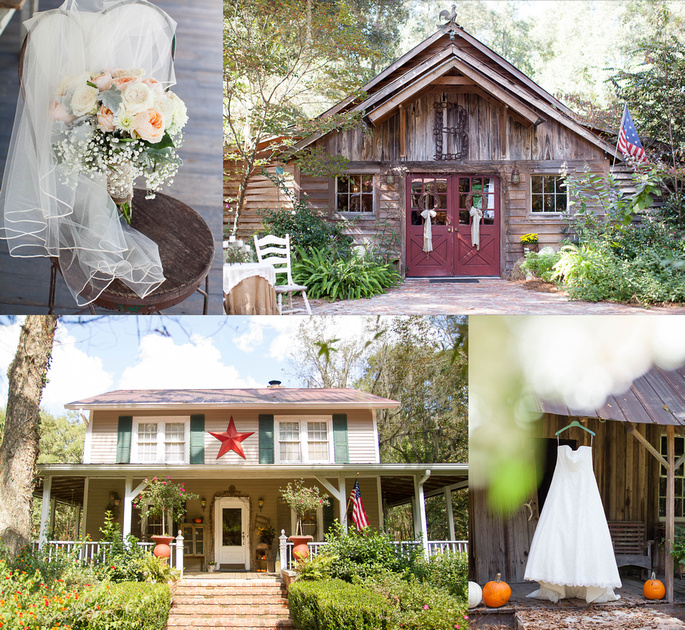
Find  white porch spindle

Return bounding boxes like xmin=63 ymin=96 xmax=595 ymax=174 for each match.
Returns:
xmin=39 ymin=476 xmax=52 ymax=547
xmin=175 ymin=530 xmax=184 ymax=577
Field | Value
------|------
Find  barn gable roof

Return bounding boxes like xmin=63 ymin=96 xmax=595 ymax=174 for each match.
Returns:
xmin=298 ymin=23 xmax=620 ymax=159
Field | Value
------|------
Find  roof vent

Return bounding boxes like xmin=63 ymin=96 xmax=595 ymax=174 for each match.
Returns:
xmin=268 ymin=380 xmax=283 ymax=388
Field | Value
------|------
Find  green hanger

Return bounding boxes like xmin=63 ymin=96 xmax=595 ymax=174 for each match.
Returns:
xmin=555 ymin=419 xmax=595 ymax=437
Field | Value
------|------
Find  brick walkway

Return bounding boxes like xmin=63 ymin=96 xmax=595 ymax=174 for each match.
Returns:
xmin=304 ymin=279 xmax=685 ymax=315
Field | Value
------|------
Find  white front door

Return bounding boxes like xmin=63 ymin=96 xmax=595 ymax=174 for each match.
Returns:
xmin=215 ymin=497 xmax=250 ymax=569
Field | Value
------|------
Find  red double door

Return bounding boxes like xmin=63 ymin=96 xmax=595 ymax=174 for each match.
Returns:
xmin=406 ymin=174 xmax=500 ymax=277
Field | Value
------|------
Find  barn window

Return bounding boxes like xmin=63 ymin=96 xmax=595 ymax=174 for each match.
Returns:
xmin=659 ymin=435 xmax=685 ymax=519
xmin=531 ymin=175 xmax=567 ymax=214
xmin=336 ymin=174 xmax=374 ymax=213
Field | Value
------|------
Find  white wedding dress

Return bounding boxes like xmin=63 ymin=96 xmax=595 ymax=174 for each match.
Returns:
xmin=524 ymin=445 xmax=621 ymax=603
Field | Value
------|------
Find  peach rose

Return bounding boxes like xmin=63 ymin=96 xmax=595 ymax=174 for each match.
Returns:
xmin=142 ymin=77 xmax=164 ymax=93
xmin=92 ymin=72 xmax=114 ymax=91
xmin=97 ymin=105 xmax=115 ymax=132
xmin=113 ymin=76 xmax=138 ymax=92
xmin=134 ymin=108 xmax=165 ymax=143
xmin=51 ymin=100 xmax=75 ymax=124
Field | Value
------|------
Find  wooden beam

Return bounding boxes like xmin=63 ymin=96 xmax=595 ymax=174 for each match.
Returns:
xmin=433 ymin=76 xmax=475 ymax=86
xmin=399 ymin=103 xmax=406 ymax=158
xmin=667 ymin=425 xmax=675 ymax=603
xmin=627 ymin=423 xmax=669 ymax=469
xmin=500 ymin=105 xmax=508 ymax=159
xmin=367 ymin=57 xmax=541 ymax=127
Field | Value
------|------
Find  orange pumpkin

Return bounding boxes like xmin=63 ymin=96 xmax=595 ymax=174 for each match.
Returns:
xmin=643 ymin=572 xmax=665 ymax=600
xmin=482 ymin=573 xmax=511 ymax=608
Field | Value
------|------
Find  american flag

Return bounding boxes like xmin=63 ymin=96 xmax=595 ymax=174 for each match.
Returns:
xmin=349 ymin=479 xmax=369 ymax=529
xmin=617 ymin=104 xmax=647 ymax=162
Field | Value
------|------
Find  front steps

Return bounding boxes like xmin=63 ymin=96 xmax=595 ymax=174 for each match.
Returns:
xmin=165 ymin=574 xmax=294 ymax=630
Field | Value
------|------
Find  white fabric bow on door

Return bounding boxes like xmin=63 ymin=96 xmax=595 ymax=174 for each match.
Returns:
xmin=469 ymin=206 xmax=483 ymax=250
xmin=421 ymin=209 xmax=437 ymax=253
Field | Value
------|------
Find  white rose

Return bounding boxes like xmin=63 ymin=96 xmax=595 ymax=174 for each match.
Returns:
xmin=70 ymin=85 xmax=99 ymax=117
xmin=153 ymin=93 xmax=175 ymax=127
xmin=122 ymin=82 xmax=154 ymax=115
xmin=166 ymin=91 xmax=188 ymax=130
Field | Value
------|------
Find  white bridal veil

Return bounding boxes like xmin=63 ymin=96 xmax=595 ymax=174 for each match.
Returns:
xmin=0 ymin=0 xmax=178 ymax=306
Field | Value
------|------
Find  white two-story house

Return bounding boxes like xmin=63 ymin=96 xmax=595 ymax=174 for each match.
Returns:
xmin=36 ymin=383 xmax=467 ymax=571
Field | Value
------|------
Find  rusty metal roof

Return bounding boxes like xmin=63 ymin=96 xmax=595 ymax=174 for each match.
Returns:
xmin=538 ymin=364 xmax=685 ymax=426
xmin=65 ymin=388 xmax=400 ymax=410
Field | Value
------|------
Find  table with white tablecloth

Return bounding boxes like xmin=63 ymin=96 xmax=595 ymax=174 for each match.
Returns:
xmin=223 ymin=262 xmax=278 ymax=315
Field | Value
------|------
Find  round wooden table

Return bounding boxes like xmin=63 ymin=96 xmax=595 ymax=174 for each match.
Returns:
xmin=48 ymin=189 xmax=214 ymax=314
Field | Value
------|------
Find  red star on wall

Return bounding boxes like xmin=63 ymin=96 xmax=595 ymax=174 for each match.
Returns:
xmin=209 ymin=417 xmax=254 ymax=460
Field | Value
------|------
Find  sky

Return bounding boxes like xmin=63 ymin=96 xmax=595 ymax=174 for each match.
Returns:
xmin=0 ymin=316 xmax=387 ymax=415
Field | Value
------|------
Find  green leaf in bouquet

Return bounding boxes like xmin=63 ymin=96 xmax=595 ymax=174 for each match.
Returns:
xmin=99 ymin=84 xmax=123 ymax=115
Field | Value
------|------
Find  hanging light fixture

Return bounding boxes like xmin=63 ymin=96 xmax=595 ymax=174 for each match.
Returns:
xmin=511 ymin=166 xmax=520 ymax=185
xmin=258 ymin=498 xmax=264 ymax=511
xmin=201 ymin=497 xmax=207 ymax=511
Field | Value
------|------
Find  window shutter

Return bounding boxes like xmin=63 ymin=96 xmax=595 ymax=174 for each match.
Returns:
xmin=259 ymin=415 xmax=274 ymax=464
xmin=323 ymin=499 xmax=335 ymax=536
xmin=116 ymin=416 xmax=132 ymax=464
xmin=190 ymin=414 xmax=205 ymax=464
xmin=332 ymin=414 xmax=349 ymax=464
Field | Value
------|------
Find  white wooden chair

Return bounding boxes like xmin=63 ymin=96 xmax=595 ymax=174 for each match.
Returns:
xmin=253 ymin=233 xmax=312 ymax=315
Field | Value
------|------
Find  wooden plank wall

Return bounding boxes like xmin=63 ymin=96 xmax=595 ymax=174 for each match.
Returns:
xmin=223 ymin=162 xmax=295 ymax=240
xmin=472 ymin=414 xmax=679 ymax=583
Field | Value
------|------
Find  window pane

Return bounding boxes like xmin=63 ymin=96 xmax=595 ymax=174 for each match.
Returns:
xmin=544 ymin=176 xmax=555 ymax=194
xmin=361 ymin=175 xmax=373 ymax=192
xmin=459 ymin=178 xmax=470 ymax=193
xmin=165 ymin=442 xmax=184 ymax=462
xmin=544 ymin=195 xmax=555 ymax=212
xmin=436 ymin=179 xmax=447 ymax=194
xmin=361 ymin=194 xmax=373 ymax=213
xmin=556 ymin=194 xmax=567 ymax=212
xmin=350 ymin=175 xmax=361 ymax=193
xmin=140 ymin=423 xmax=157 ymax=441
xmin=222 ymin=508 xmax=242 ymax=546
xmin=337 ymin=176 xmax=350 ymax=193
xmin=532 ymin=196 xmax=543 ymax=213
xmin=349 ymin=196 xmax=361 ymax=212
xmin=308 ymin=422 xmax=327 ymax=441
xmin=337 ymin=195 xmax=349 ymax=212
xmin=166 ymin=423 xmax=184 ymax=440
xmin=280 ymin=442 xmax=301 ymax=462
xmin=280 ymin=422 xmax=299 ymax=440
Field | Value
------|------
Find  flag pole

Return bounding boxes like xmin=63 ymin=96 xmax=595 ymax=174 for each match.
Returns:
xmin=611 ymin=103 xmax=627 ymax=175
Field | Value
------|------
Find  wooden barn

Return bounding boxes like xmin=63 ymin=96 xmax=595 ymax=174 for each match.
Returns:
xmin=470 ymin=363 xmax=685 ymax=603
xmin=225 ymin=9 xmax=624 ymax=278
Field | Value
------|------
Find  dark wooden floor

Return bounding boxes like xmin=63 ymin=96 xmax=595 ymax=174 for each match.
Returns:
xmin=0 ymin=0 xmax=224 ymax=314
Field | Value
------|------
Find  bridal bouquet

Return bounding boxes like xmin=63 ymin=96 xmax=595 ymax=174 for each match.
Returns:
xmin=52 ymin=67 xmax=188 ymax=224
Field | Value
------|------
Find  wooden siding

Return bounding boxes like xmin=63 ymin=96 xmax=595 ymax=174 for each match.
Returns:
xmin=89 ymin=407 xmax=379 ymax=465
xmin=472 ymin=414 xmax=677 ymax=583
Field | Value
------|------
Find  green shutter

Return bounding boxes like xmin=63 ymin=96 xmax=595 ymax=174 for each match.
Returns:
xmin=190 ymin=414 xmax=205 ymax=464
xmin=323 ymin=498 xmax=335 ymax=535
xmin=259 ymin=415 xmax=274 ymax=464
xmin=116 ymin=416 xmax=132 ymax=464
xmin=332 ymin=414 xmax=349 ymax=464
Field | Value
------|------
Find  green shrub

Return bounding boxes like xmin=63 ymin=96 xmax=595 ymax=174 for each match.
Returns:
xmin=292 ymin=247 xmax=401 ymax=301
xmin=419 ymin=552 xmax=468 ymax=603
xmin=520 ymin=248 xmax=562 ymax=282
xmin=366 ymin=573 xmax=469 ymax=630
xmin=322 ymin=523 xmax=422 ymax=582
xmin=289 ymin=579 xmax=393 ymax=630
xmin=295 ymin=552 xmax=338 ymax=581
xmin=95 ymin=512 xmax=148 ymax=583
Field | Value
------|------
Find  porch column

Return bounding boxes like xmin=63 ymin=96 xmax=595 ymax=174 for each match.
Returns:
xmin=123 ymin=477 xmax=149 ymax=539
xmin=49 ymin=497 xmax=57 ymax=538
xmin=80 ymin=478 xmax=90 ymax=538
xmin=338 ymin=476 xmax=347 ymax=531
xmin=667 ymin=425 xmax=675 ymax=603
xmin=39 ymin=476 xmax=52 ymax=546
xmin=444 ymin=487 xmax=456 ymax=541
xmin=413 ymin=470 xmax=430 ymax=557
xmin=376 ymin=477 xmax=384 ymax=530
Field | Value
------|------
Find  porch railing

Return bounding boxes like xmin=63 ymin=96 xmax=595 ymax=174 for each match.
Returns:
xmin=278 ymin=530 xmax=468 ymax=572
xmin=33 ymin=532 xmax=185 ymax=574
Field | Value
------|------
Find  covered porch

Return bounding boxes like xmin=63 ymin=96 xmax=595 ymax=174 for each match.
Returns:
xmin=36 ymin=462 xmax=468 ymax=572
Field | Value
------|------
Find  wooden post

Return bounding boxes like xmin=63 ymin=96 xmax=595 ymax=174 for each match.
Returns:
xmin=399 ymin=103 xmax=406 ymax=159
xmin=39 ymin=476 xmax=52 ymax=547
xmin=175 ymin=529 xmax=185 ymax=577
xmin=80 ymin=477 xmax=89 ymax=539
xmin=500 ymin=105 xmax=508 ymax=158
xmin=667 ymin=425 xmax=675 ymax=603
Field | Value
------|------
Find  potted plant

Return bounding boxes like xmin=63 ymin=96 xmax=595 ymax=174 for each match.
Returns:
xmin=133 ymin=476 xmax=199 ymax=558
xmin=520 ymin=233 xmax=539 ymax=254
xmin=279 ymin=479 xmax=329 ymax=561
xmin=207 ymin=561 xmax=217 ymax=573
